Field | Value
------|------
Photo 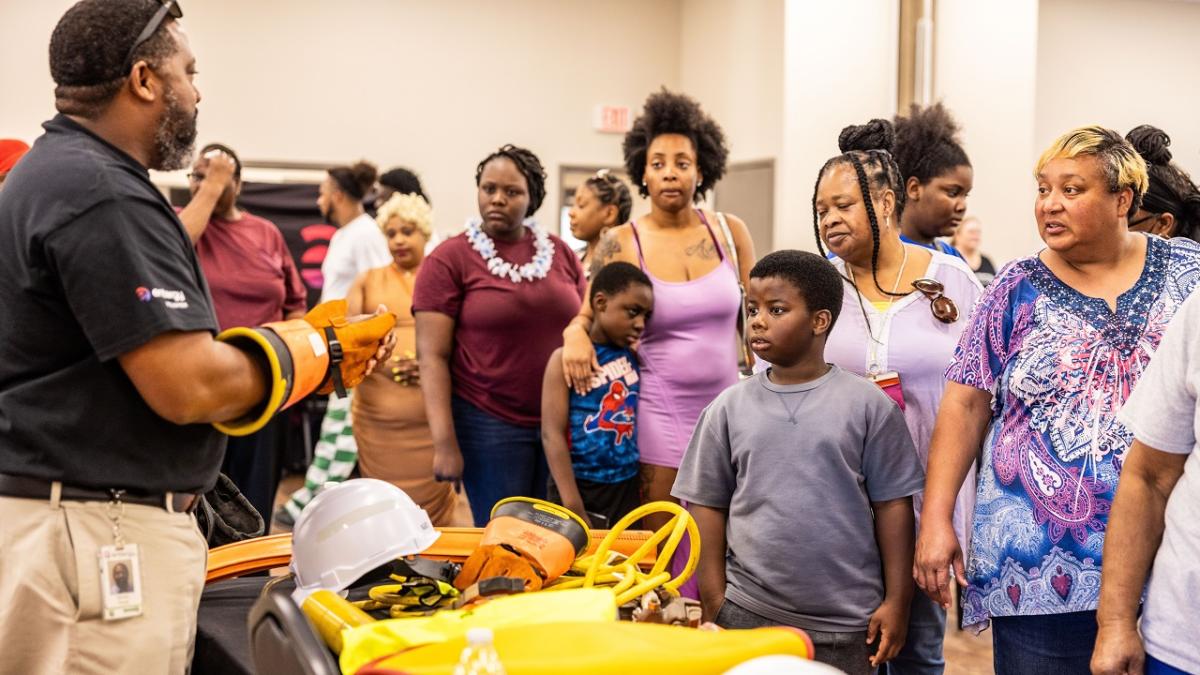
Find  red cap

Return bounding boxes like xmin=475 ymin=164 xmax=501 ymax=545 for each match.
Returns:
xmin=0 ymin=139 xmax=30 ymax=174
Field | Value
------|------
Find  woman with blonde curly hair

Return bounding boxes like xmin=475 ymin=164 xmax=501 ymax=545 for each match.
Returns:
xmin=345 ymin=192 xmax=458 ymax=525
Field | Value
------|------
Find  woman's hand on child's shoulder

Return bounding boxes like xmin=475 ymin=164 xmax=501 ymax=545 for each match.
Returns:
xmin=561 ymin=326 xmax=600 ymax=395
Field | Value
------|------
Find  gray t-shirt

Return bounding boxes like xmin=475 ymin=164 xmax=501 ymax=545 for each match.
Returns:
xmin=672 ymin=366 xmax=925 ymax=632
xmin=1119 ymin=291 xmax=1200 ymax=674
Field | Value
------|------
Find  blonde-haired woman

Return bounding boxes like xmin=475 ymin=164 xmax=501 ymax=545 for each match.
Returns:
xmin=345 ymin=192 xmax=457 ymax=525
xmin=914 ymin=126 xmax=1200 ymax=672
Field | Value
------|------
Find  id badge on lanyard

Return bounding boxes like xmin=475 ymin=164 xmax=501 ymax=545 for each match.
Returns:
xmin=869 ymin=370 xmax=906 ymax=411
xmin=865 ymin=304 xmax=905 ymax=410
xmin=100 ymin=493 xmax=144 ymax=621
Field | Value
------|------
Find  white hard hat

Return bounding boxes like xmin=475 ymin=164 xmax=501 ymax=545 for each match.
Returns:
xmin=290 ymin=478 xmax=440 ymax=604
xmin=723 ymin=655 xmax=846 ymax=674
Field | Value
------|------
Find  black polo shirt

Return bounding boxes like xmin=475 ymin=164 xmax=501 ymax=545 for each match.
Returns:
xmin=0 ymin=115 xmax=224 ymax=493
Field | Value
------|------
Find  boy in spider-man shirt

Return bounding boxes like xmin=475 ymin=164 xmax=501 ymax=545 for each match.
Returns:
xmin=542 ymin=262 xmax=653 ymax=528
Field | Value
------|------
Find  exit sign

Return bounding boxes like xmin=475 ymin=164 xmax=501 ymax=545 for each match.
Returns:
xmin=593 ymin=105 xmax=631 ymax=134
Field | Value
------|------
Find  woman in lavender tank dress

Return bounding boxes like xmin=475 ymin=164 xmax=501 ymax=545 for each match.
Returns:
xmin=560 ymin=91 xmax=755 ymax=589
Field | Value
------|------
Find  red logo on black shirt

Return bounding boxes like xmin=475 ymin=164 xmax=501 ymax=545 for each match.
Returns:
xmin=135 ymin=286 xmax=152 ymax=302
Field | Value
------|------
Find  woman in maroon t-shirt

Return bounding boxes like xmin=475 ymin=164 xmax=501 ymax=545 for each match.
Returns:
xmin=177 ymin=143 xmax=308 ymax=522
xmin=413 ymin=145 xmax=585 ymax=526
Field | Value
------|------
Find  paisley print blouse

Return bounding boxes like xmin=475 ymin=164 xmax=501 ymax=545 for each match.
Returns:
xmin=945 ymin=234 xmax=1200 ymax=629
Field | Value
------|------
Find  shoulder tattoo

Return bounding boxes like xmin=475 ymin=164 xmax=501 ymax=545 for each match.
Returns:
xmin=591 ymin=235 xmax=622 ymax=277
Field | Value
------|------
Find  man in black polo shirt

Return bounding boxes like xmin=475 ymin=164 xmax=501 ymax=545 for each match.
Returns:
xmin=0 ymin=2 xmax=392 ymax=672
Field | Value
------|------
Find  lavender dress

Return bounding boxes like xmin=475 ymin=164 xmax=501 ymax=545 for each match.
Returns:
xmin=631 ymin=212 xmax=741 ymax=600
xmin=630 ymin=212 xmax=741 ymax=469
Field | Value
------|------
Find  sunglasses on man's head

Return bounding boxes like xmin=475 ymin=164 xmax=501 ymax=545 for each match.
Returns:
xmin=912 ymin=278 xmax=959 ymax=324
xmin=123 ymin=0 xmax=183 ymax=73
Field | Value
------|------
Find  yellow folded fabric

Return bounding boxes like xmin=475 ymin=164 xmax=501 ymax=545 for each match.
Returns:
xmin=339 ymin=587 xmax=617 ymax=674
xmin=356 ymin=621 xmax=814 ymax=675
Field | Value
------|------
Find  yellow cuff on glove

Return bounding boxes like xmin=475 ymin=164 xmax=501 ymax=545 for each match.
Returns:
xmin=214 ymin=300 xmax=395 ymax=436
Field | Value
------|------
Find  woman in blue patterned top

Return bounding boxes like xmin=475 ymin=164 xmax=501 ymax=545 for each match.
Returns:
xmin=913 ymin=126 xmax=1200 ymax=673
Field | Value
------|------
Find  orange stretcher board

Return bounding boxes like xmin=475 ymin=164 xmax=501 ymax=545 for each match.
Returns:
xmin=205 ymin=527 xmax=656 ymax=584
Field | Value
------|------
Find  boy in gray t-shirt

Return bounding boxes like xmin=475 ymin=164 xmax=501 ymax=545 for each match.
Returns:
xmin=673 ymin=251 xmax=924 ymax=675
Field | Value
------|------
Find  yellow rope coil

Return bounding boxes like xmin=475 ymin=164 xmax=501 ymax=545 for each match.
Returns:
xmin=546 ymin=501 xmax=699 ymax=606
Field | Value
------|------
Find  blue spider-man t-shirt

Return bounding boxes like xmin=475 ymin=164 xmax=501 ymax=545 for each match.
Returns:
xmin=569 ymin=342 xmax=640 ymax=483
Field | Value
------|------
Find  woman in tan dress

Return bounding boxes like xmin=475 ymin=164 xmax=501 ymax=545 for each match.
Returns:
xmin=346 ymin=192 xmax=457 ymax=525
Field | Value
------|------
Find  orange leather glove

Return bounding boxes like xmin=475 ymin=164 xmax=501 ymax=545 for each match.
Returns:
xmin=454 ymin=544 xmax=545 ymax=592
xmin=214 ymin=300 xmax=395 ymax=436
xmin=300 ymin=300 xmax=396 ymax=396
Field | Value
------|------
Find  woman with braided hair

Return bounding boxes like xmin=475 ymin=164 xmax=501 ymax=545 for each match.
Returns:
xmin=567 ymin=169 xmax=633 ymax=275
xmin=1125 ymin=124 xmax=1200 ymax=242
xmin=814 ymin=119 xmax=983 ymax=673
xmin=413 ymin=145 xmax=585 ymax=526
xmin=892 ymin=102 xmax=974 ymax=259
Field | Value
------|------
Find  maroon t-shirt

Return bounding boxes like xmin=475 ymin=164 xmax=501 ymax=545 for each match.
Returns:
xmin=193 ymin=211 xmax=308 ymax=330
xmin=412 ymin=228 xmax=585 ymax=426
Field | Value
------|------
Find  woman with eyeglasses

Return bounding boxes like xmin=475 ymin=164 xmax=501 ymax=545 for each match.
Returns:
xmin=1125 ymin=124 xmax=1200 ymax=242
xmin=176 ymin=143 xmax=308 ymax=523
xmin=813 ymin=118 xmax=982 ymax=674
xmin=914 ymin=126 xmax=1200 ymax=673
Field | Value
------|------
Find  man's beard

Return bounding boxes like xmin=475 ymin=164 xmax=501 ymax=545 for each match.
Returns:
xmin=151 ymin=85 xmax=198 ymax=171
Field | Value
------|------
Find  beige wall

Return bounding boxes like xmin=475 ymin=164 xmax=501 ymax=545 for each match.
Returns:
xmin=780 ymin=0 xmax=899 ymax=252
xmin=679 ymin=0 xmax=785 ymax=248
xmin=935 ymin=0 xmax=1041 ymax=266
xmin=679 ymin=0 xmax=784 ymax=164
xmin=932 ymin=0 xmax=1200 ymax=267
xmin=0 ymin=0 xmax=683 ymax=235
xmin=1036 ymin=0 xmax=1200 ymax=179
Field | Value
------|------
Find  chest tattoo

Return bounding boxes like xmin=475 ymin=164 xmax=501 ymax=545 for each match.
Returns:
xmin=684 ymin=237 xmax=717 ymax=260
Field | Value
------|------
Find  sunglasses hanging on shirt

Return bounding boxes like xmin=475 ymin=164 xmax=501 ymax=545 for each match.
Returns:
xmin=912 ymin=278 xmax=959 ymax=324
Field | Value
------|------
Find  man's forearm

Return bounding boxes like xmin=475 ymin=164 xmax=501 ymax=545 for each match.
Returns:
xmin=200 ymin=341 xmax=270 ymax=422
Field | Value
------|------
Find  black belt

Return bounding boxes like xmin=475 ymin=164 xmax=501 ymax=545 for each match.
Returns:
xmin=0 ymin=473 xmax=201 ymax=513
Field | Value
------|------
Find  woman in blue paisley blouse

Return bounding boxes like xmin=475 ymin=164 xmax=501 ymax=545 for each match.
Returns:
xmin=913 ymin=126 xmax=1200 ymax=674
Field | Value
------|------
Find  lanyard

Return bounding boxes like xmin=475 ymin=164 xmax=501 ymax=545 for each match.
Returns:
xmin=846 ymin=246 xmax=908 ymax=376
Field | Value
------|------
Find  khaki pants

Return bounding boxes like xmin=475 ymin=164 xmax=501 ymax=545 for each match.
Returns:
xmin=0 ymin=493 xmax=207 ymax=674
